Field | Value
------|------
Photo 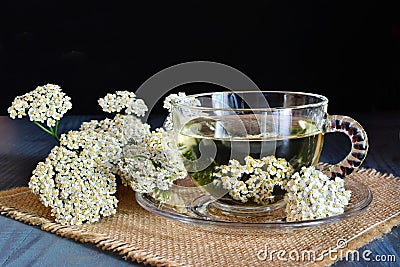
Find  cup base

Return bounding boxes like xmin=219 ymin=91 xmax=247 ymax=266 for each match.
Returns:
xmin=190 ymin=194 xmax=286 ymax=220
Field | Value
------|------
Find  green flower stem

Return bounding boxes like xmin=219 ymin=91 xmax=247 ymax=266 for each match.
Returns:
xmin=33 ymin=121 xmax=60 ymax=142
xmin=33 ymin=121 xmax=53 ymax=135
xmin=55 ymin=120 xmax=59 ymax=136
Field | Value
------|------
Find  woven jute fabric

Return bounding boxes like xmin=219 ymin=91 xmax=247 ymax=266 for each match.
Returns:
xmin=1 ymin=165 xmax=399 ymax=267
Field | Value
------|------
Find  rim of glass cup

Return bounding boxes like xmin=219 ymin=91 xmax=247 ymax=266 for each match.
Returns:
xmin=171 ymin=90 xmax=329 ymax=112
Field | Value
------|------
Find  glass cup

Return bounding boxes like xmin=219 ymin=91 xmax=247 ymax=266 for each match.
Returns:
xmin=171 ymin=91 xmax=369 ymax=217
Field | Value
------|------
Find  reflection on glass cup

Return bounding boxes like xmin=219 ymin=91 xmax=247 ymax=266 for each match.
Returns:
xmin=171 ymin=91 xmax=369 ymax=215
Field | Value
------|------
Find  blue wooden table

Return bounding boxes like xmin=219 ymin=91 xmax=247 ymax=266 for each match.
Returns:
xmin=0 ymin=113 xmax=399 ymax=266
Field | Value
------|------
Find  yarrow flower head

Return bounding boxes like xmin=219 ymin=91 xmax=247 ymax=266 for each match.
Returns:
xmin=163 ymin=92 xmax=201 ymax=112
xmin=7 ymin=83 xmax=72 ymax=141
xmin=86 ymin=92 xmax=188 ymax=195
xmin=163 ymin=92 xmax=201 ymax=130
xmin=98 ymin=90 xmax=148 ymax=116
xmin=284 ymin=166 xmax=352 ymax=222
xmin=29 ymin=129 xmax=122 ymax=225
xmin=80 ymin=114 xmax=150 ymax=151
xmin=213 ymin=155 xmax=294 ymax=204
xmin=118 ymin=127 xmax=187 ymax=194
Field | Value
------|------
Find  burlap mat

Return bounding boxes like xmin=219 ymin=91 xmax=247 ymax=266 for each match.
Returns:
xmin=1 ymin=165 xmax=399 ymax=267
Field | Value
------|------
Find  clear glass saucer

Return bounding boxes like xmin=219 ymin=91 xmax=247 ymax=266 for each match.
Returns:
xmin=135 ymin=178 xmax=372 ymax=233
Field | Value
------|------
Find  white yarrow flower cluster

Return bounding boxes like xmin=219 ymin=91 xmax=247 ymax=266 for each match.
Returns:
xmin=163 ymin=92 xmax=201 ymax=130
xmin=213 ymin=156 xmax=294 ymax=204
xmin=29 ymin=130 xmax=122 ymax=225
xmin=118 ymin=128 xmax=187 ymax=193
xmin=98 ymin=91 xmax=148 ymax=117
xmin=163 ymin=92 xmax=201 ymax=112
xmin=80 ymin=114 xmax=150 ymax=152
xmin=284 ymin=166 xmax=352 ymax=222
xmin=7 ymin=83 xmax=72 ymax=127
xmin=27 ymin=90 xmax=155 ymax=225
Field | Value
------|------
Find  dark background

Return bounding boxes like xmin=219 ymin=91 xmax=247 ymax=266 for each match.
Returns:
xmin=0 ymin=1 xmax=396 ymax=116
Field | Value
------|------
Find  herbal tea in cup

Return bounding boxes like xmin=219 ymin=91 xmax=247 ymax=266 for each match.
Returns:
xmin=171 ymin=91 xmax=368 ymax=216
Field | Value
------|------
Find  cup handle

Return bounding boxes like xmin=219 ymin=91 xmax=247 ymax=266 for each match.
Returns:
xmin=325 ymin=115 xmax=369 ymax=178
